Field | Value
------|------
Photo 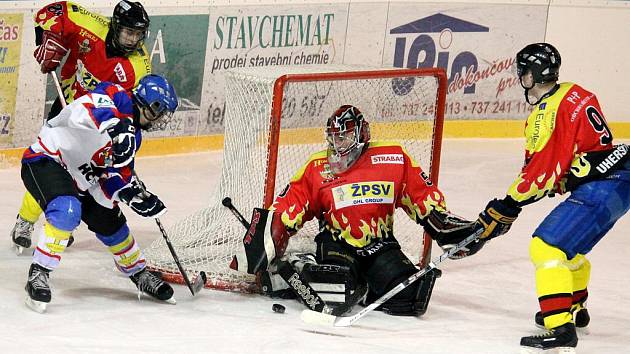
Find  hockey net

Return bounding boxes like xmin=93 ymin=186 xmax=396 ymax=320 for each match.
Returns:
xmin=144 ymin=65 xmax=447 ymax=292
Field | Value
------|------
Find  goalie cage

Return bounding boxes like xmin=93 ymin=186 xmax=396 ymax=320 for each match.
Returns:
xmin=144 ymin=65 xmax=447 ymax=292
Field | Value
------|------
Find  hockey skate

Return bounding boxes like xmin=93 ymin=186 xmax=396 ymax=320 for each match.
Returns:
xmin=11 ymin=215 xmax=34 ymax=255
xmin=520 ymin=322 xmax=578 ymax=354
xmin=535 ymin=307 xmax=590 ymax=333
xmin=130 ymin=268 xmax=176 ymax=304
xmin=24 ymin=263 xmax=52 ymax=314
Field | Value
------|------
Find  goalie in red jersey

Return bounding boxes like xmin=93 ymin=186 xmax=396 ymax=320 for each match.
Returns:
xmin=231 ymin=105 xmax=478 ymax=317
xmin=471 ymin=43 xmax=630 ymax=353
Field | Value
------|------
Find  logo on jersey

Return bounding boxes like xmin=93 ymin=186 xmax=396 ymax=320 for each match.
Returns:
xmin=114 ymin=63 xmax=128 ymax=83
xmin=93 ymin=94 xmax=115 ymax=108
xmin=78 ymin=38 xmax=92 ymax=54
xmin=319 ymin=163 xmax=336 ymax=182
xmin=371 ymin=154 xmax=404 ymax=165
xmin=332 ymin=181 xmax=395 ymax=209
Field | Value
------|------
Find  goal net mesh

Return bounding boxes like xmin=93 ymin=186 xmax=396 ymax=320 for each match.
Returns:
xmin=144 ymin=65 xmax=446 ymax=292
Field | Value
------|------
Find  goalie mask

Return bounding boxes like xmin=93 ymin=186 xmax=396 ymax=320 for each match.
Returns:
xmin=325 ymin=105 xmax=370 ymax=174
xmin=109 ymin=1 xmax=150 ymax=55
xmin=516 ymin=43 xmax=561 ymax=105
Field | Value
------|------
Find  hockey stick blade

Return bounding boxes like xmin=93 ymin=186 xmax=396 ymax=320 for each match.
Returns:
xmin=191 ymin=271 xmax=207 ymax=294
xmin=301 ymin=228 xmax=484 ymax=327
xmin=300 ymin=309 xmax=338 ymax=326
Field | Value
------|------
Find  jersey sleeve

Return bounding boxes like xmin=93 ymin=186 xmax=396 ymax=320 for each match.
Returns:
xmin=34 ymin=2 xmax=73 ymax=45
xmin=271 ymin=159 xmax=318 ymax=234
xmin=100 ymin=165 xmax=134 ymax=201
xmin=397 ymin=147 xmax=447 ymax=223
xmin=507 ymin=87 xmax=609 ymax=206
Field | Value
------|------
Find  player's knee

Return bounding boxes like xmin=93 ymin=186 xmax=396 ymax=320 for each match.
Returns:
xmin=95 ymin=223 xmax=130 ymax=247
xmin=45 ymin=195 xmax=81 ymax=231
xmin=529 ymin=236 xmax=569 ymax=269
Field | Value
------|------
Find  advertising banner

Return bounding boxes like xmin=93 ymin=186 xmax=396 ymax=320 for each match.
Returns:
xmin=0 ymin=13 xmax=23 ymax=146
xmin=201 ymin=4 xmax=349 ymax=133
xmin=384 ymin=4 xmax=548 ymax=119
xmin=144 ymin=14 xmax=209 ymax=137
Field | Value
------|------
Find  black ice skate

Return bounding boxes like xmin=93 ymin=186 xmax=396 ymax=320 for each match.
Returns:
xmin=535 ymin=308 xmax=590 ymax=331
xmin=520 ymin=322 xmax=578 ymax=354
xmin=11 ymin=215 xmax=34 ymax=255
xmin=130 ymin=268 xmax=176 ymax=304
xmin=24 ymin=263 xmax=52 ymax=313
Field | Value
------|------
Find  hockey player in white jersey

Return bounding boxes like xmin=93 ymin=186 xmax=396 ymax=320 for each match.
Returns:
xmin=20 ymin=74 xmax=179 ymax=313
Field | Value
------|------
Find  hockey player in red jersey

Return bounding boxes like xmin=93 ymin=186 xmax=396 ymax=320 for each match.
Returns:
xmin=34 ymin=0 xmax=151 ymax=114
xmin=230 ymin=105 xmax=478 ymax=316
xmin=11 ymin=1 xmax=152 ymax=253
xmin=21 ymin=74 xmax=179 ymax=313
xmin=472 ymin=43 xmax=630 ymax=352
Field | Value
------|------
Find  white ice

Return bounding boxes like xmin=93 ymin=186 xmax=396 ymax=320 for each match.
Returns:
xmin=1 ymin=139 xmax=628 ymax=354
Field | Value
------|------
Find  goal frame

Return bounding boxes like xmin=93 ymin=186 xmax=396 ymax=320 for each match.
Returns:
xmin=266 ymin=68 xmax=447 ymax=268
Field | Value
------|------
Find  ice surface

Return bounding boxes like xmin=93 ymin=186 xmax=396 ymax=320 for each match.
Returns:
xmin=1 ymin=140 xmax=628 ymax=353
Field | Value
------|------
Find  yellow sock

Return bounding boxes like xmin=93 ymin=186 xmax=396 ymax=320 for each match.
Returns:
xmin=18 ymin=191 xmax=43 ymax=223
xmin=530 ymin=237 xmax=573 ymax=329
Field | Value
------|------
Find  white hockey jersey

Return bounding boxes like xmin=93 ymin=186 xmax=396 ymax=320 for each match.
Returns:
xmin=23 ymin=82 xmax=137 ymax=208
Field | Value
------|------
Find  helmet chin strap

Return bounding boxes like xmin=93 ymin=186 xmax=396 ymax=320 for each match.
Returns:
xmin=521 ymin=78 xmax=560 ymax=106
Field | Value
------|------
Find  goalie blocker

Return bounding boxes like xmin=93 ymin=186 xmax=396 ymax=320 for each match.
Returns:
xmin=230 ymin=208 xmax=444 ymax=316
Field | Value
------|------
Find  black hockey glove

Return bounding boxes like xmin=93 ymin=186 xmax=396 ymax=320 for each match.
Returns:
xmin=423 ymin=210 xmax=483 ymax=259
xmin=118 ymin=183 xmax=166 ymax=218
xmin=106 ymin=119 xmax=136 ymax=168
xmin=477 ymin=198 xmax=521 ymax=240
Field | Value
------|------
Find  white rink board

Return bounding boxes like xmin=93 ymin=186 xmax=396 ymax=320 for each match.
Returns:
xmin=2 ymin=1 xmax=630 ymax=149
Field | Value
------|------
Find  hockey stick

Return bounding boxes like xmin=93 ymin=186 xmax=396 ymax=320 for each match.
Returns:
xmin=51 ymin=71 xmax=66 ymax=108
xmin=131 ymin=173 xmax=206 ymax=296
xmin=222 ymin=197 xmax=250 ymax=229
xmin=300 ymin=227 xmax=485 ymax=327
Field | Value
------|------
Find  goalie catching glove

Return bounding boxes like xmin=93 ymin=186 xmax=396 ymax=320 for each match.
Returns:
xmin=117 ymin=178 xmax=166 ymax=218
xmin=34 ymin=31 xmax=68 ymax=73
xmin=423 ymin=210 xmax=485 ymax=259
xmin=229 ymin=208 xmax=290 ymax=275
xmin=477 ymin=198 xmax=521 ymax=240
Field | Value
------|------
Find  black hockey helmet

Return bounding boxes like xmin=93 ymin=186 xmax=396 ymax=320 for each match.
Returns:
xmin=516 ymin=43 xmax=561 ymax=84
xmin=325 ymin=105 xmax=370 ymax=174
xmin=110 ymin=1 xmax=150 ymax=55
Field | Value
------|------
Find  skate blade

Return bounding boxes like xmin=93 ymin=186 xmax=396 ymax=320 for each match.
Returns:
xmin=14 ymin=245 xmax=24 ymax=256
xmin=137 ymin=291 xmax=177 ymax=305
xmin=25 ymin=297 xmax=48 ymax=314
xmin=520 ymin=347 xmax=576 ymax=354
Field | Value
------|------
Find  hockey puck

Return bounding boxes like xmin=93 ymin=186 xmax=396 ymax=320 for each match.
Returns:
xmin=272 ymin=303 xmax=286 ymax=314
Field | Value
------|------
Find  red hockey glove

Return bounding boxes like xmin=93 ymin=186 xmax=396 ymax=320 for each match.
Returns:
xmin=33 ymin=31 xmax=68 ymax=73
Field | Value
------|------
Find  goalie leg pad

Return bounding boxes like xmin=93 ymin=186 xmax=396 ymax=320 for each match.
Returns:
xmin=364 ymin=247 xmax=441 ymax=316
xmin=230 ymin=208 xmax=276 ymax=274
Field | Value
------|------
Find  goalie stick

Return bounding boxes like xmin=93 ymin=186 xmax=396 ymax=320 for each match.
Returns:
xmin=132 ymin=171 xmax=206 ymax=296
xmin=300 ymin=227 xmax=485 ymax=327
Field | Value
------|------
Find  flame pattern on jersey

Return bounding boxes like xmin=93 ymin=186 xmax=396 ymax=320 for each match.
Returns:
xmin=272 ymin=142 xmax=446 ymax=248
xmin=507 ymin=82 xmax=613 ymax=206
xmin=34 ymin=1 xmax=151 ymax=103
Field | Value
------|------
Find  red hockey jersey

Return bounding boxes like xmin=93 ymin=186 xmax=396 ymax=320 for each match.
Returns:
xmin=34 ymin=1 xmax=151 ymax=103
xmin=508 ymin=82 xmax=613 ymax=205
xmin=272 ymin=142 xmax=446 ymax=248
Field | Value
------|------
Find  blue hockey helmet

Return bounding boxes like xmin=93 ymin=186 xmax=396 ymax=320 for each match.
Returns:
xmin=132 ymin=74 xmax=179 ymax=123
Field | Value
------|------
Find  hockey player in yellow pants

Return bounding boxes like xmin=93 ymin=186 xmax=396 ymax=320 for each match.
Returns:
xmin=468 ymin=42 xmax=630 ymax=353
